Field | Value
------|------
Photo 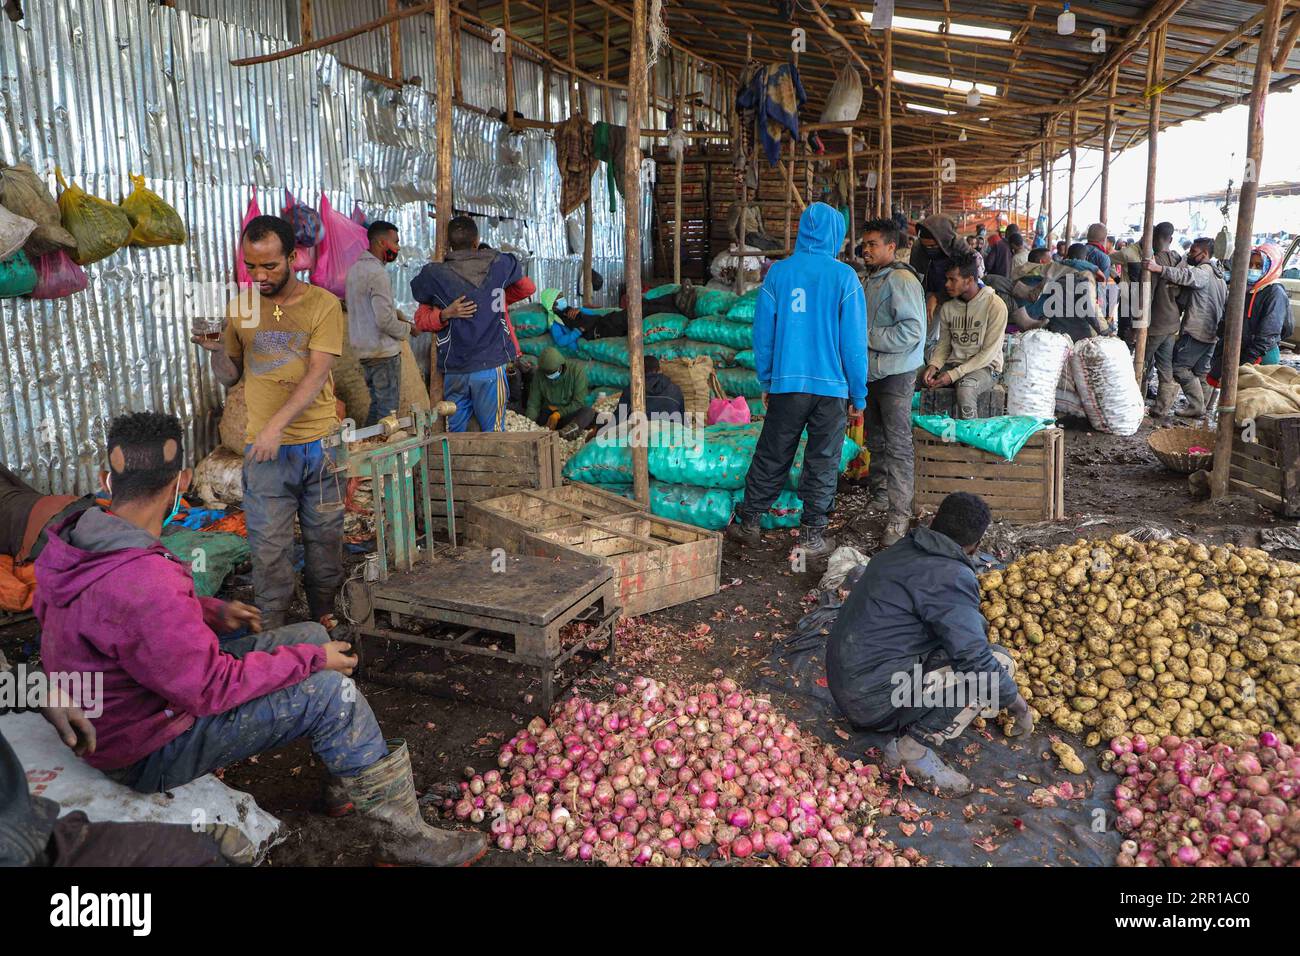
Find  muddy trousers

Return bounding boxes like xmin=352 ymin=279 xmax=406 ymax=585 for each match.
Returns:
xmin=841 ymin=646 xmax=1015 ymax=750
xmin=243 ymin=439 xmax=345 ymax=621
xmin=360 ymin=354 xmax=402 ymax=428
xmin=865 ymin=371 xmax=916 ymax=519
xmin=110 ymin=624 xmax=387 ymax=793
xmin=736 ymin=393 xmax=847 ymax=531
xmin=1142 ymin=332 xmax=1177 ymax=399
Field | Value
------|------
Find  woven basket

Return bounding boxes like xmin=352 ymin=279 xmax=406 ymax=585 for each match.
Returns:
xmin=1148 ymin=425 xmax=1216 ymax=474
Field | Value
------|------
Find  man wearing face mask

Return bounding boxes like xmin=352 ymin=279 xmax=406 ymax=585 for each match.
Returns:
xmin=33 ymin=412 xmax=487 ymax=867
xmin=1208 ymin=242 xmax=1291 ymax=390
xmin=193 ymin=215 xmax=345 ymax=631
xmin=345 ymin=221 xmax=411 ymax=427
xmin=1144 ymin=237 xmax=1227 ymax=418
xmin=525 ymin=346 xmax=597 ymax=436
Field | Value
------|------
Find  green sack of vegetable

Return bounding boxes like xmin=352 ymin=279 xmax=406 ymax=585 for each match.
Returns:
xmin=746 ymin=397 xmax=766 ymax=418
xmin=648 ymin=482 xmax=802 ymax=530
xmin=910 ymin=413 xmax=1052 ymax=462
xmin=578 ymin=337 xmax=631 ymax=366
xmin=584 ymin=361 xmax=631 ymax=389
xmin=646 ymin=339 xmax=737 ymax=367
xmin=512 ymin=304 xmax=551 ymax=337
xmin=714 ymin=367 xmax=764 ymax=398
xmin=562 ymin=420 xmax=674 ymax=483
xmin=734 ymin=349 xmax=757 ymax=370
xmin=685 ymin=316 xmax=753 ymax=351
xmin=55 ymin=167 xmax=131 ymax=265
xmin=644 ymin=283 xmax=680 ymax=300
xmin=160 ymin=528 xmax=249 ymax=597
xmin=0 ymin=164 xmax=76 ymax=257
xmin=693 ymin=288 xmax=739 ymax=318
xmin=644 ymin=312 xmax=690 ymax=342
xmin=120 ymin=173 xmax=186 ymax=247
xmin=0 ymin=250 xmax=37 ymax=297
xmin=518 ymin=334 xmax=553 ymax=357
xmin=724 ymin=287 xmax=761 ymax=323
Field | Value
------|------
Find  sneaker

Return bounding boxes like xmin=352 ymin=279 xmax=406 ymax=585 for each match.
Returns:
xmin=793 ymin=527 xmax=836 ymax=561
xmin=725 ymin=517 xmax=762 ymax=548
xmin=883 ymin=738 xmax=972 ymax=796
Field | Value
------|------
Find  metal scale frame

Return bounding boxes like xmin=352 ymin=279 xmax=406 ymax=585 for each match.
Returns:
xmin=347 ymin=408 xmax=619 ymax=713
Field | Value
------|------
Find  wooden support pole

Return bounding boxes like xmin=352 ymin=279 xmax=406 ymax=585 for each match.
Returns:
xmin=882 ymin=27 xmax=893 ymax=217
xmin=626 ymin=0 xmax=650 ymax=506
xmin=1045 ymin=119 xmax=1054 ymax=245
xmin=300 ymin=0 xmax=312 ymax=42
xmin=845 ymin=129 xmax=856 ymax=255
xmin=434 ymin=0 xmax=453 ymax=262
xmin=672 ymin=50 xmax=684 ymax=285
xmin=502 ymin=0 xmax=515 ymax=120
xmin=1038 ymin=133 xmax=1048 ymax=240
xmin=1132 ymin=27 xmax=1165 ymax=384
xmin=1066 ymin=109 xmax=1077 ymax=242
xmin=784 ymin=136 xmax=796 ymax=252
xmin=387 ymin=0 xmax=402 ymax=84
xmin=1212 ymin=0 xmax=1287 ymax=499
xmin=735 ymin=32 xmax=752 ymax=295
xmin=1100 ymin=70 xmax=1117 ymax=227
xmin=541 ymin=0 xmax=551 ymax=122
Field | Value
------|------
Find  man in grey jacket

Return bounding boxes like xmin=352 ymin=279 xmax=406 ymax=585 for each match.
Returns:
xmin=1140 ymin=222 xmax=1184 ymax=418
xmin=345 ymin=221 xmax=411 ymax=427
xmin=860 ymin=218 xmax=926 ymax=547
xmin=1145 ymin=236 xmax=1226 ymax=418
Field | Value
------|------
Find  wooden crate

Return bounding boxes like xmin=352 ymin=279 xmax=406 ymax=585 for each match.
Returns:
xmin=465 ymin=483 xmax=645 ymax=552
xmin=1229 ymin=413 xmax=1300 ymax=516
xmin=913 ymin=426 xmax=1065 ymax=523
xmin=428 ymin=431 xmax=563 ymax=531
xmin=521 ymin=513 xmax=722 ymax=617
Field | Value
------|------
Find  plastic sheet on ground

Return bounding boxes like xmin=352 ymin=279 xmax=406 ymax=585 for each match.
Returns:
xmin=753 ymin=586 xmax=1121 ymax=867
xmin=1260 ymin=527 xmax=1300 ymax=552
xmin=2 ymin=711 xmax=283 ymax=864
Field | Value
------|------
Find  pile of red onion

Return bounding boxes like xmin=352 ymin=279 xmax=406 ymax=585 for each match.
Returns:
xmin=1105 ymin=731 xmax=1300 ymax=866
xmin=444 ymin=674 xmax=921 ymax=867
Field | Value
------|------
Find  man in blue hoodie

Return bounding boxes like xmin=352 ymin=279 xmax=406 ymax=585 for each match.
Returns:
xmin=410 ymin=216 xmax=523 ymax=432
xmin=727 ymin=203 xmax=867 ymax=559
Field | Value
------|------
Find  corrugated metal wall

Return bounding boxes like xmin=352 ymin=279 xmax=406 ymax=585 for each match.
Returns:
xmin=0 ymin=0 xmax=651 ymax=495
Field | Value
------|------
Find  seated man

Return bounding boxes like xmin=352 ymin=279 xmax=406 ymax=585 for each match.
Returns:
xmin=920 ymin=251 xmax=1006 ymax=420
xmin=526 ymin=346 xmax=597 ymax=438
xmin=612 ymin=355 xmax=686 ymax=425
xmin=35 ymin=412 xmax=486 ymax=867
xmin=826 ymin=493 xmax=1034 ymax=794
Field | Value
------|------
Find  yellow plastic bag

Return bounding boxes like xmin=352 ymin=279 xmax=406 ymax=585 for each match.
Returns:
xmin=120 ymin=173 xmax=186 ymax=247
xmin=55 ymin=167 xmax=131 ymax=265
xmin=0 ymin=163 xmax=76 ymax=257
xmin=845 ymin=419 xmax=871 ymax=480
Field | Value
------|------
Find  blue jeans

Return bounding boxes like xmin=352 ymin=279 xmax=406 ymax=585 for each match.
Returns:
xmin=242 ymin=439 xmax=345 ymax=618
xmin=111 ymin=623 xmax=386 ymax=793
xmin=444 ymin=364 xmax=508 ymax=432
xmin=737 ymin=392 xmax=847 ymax=530
xmin=362 ymin=354 xmax=402 ymax=427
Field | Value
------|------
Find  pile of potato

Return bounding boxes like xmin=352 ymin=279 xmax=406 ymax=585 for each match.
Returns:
xmin=980 ymin=535 xmax=1300 ymax=747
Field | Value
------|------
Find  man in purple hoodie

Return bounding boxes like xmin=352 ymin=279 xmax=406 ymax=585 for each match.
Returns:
xmin=35 ymin=412 xmax=486 ymax=867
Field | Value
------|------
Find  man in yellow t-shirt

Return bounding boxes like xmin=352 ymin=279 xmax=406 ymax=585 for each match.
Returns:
xmin=193 ymin=216 xmax=345 ymax=631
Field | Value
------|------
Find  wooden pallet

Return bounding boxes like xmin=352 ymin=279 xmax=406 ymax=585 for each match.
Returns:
xmin=1229 ymin=413 xmax=1300 ymax=516
xmin=465 ymin=484 xmax=646 ymax=553
xmin=426 ymin=431 xmax=562 ymax=531
xmin=521 ymin=511 xmax=722 ymax=617
xmin=913 ymin=426 xmax=1065 ymax=523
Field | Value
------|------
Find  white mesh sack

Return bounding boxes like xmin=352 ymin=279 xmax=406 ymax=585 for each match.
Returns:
xmin=1005 ymin=329 xmax=1072 ymax=420
xmin=1056 ymin=363 xmax=1087 ymax=419
xmin=1069 ymin=335 xmax=1144 ymax=435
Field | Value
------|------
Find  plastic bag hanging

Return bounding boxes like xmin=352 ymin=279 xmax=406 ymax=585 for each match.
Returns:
xmin=350 ymin=202 xmax=370 ymax=228
xmin=819 ymin=63 xmax=863 ymax=124
xmin=54 ymin=167 xmax=132 ymax=265
xmin=0 ymin=202 xmax=37 ymax=260
xmin=0 ymin=163 xmax=76 ymax=257
xmin=234 ymin=188 xmax=262 ymax=289
xmin=30 ymin=248 xmax=88 ymax=299
xmin=309 ymin=194 xmax=368 ymax=299
xmin=120 ymin=173 xmax=186 ymax=246
xmin=282 ymin=190 xmax=324 ymax=247
xmin=0 ymin=249 xmax=37 ymax=297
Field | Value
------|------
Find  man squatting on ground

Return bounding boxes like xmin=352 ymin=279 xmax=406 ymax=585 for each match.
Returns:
xmin=826 ymin=493 xmax=1035 ymax=794
xmin=34 ymin=412 xmax=487 ymax=866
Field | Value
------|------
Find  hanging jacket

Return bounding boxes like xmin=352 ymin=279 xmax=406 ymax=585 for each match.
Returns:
xmin=411 ymin=248 xmax=524 ymax=374
xmin=826 ymin=525 xmax=1019 ymax=724
xmin=752 ymin=202 xmax=867 ymax=406
xmin=34 ymin=508 xmax=325 ymax=771
xmin=863 ymin=260 xmax=925 ymax=382
xmin=1161 ymin=258 xmax=1227 ymax=344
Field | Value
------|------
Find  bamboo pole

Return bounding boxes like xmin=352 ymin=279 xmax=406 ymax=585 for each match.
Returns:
xmin=1100 ymin=70 xmax=1117 ymax=226
xmin=541 ymin=0 xmax=551 ymax=122
xmin=234 ymin=1 xmax=437 ymax=66
xmin=673 ymin=50 xmax=684 ymax=285
xmin=734 ymin=32 xmax=752 ymax=295
xmin=387 ymin=0 xmax=403 ymax=84
xmin=1066 ymin=109 xmax=1077 ymax=242
xmin=451 ymin=13 xmax=462 ymax=102
xmin=435 ymin=0 xmax=453 ymax=261
xmin=1212 ymin=0 xmax=1287 ymax=499
xmin=846 ymin=130 xmax=856 ymax=255
xmin=1132 ymin=27 xmax=1165 ymax=384
xmin=300 ymin=0 xmax=312 ymax=42
xmin=626 ymin=0 xmax=650 ymax=505
xmin=882 ymin=27 xmax=893 ymax=218
xmin=502 ymin=0 xmax=515 ymax=120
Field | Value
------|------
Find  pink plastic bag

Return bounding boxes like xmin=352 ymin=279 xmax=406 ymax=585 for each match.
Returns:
xmin=309 ymin=194 xmax=368 ymax=299
xmin=234 ymin=189 xmax=261 ymax=289
xmin=291 ymin=244 xmax=316 ymax=273
xmin=707 ymin=396 xmax=751 ymax=426
xmin=30 ymin=249 xmax=88 ymax=299
xmin=350 ymin=202 xmax=369 ymax=227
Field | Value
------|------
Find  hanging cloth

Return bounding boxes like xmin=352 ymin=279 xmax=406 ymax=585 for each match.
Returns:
xmin=592 ymin=120 xmax=628 ymax=214
xmin=554 ymin=114 xmax=599 ymax=217
xmin=737 ymin=61 xmax=807 ymax=166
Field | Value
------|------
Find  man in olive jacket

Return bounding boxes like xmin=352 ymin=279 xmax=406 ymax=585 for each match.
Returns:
xmin=526 ymin=346 xmax=596 ymax=435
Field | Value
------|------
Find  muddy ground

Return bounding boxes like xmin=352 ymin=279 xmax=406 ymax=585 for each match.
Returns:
xmin=3 ymin=417 xmax=1293 ymax=866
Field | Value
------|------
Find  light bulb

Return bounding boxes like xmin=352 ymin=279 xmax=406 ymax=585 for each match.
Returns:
xmin=966 ymin=88 xmax=981 ymax=107
xmin=958 ymin=129 xmax=968 ymax=142
xmin=1058 ymin=3 xmax=1075 ymax=35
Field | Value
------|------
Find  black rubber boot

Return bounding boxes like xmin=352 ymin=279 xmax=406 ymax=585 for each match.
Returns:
xmin=794 ymin=527 xmax=836 ymax=560
xmin=725 ymin=515 xmax=763 ymax=547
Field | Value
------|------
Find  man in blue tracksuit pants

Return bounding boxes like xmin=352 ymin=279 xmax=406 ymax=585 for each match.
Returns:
xmin=411 ymin=216 xmax=523 ymax=431
xmin=727 ymin=202 xmax=867 ymax=559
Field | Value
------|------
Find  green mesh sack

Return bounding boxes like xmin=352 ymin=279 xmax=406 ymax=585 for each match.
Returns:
xmin=584 ymin=362 xmax=630 ymax=388
xmin=693 ymin=288 xmax=739 ymax=317
xmin=513 ymin=304 xmax=550 ymax=337
xmin=518 ymin=334 xmax=553 ymax=358
xmin=735 ymin=349 xmax=756 ymax=370
xmin=588 ymin=481 xmax=633 ymax=498
xmin=647 ymin=339 xmax=737 ymax=367
xmin=746 ymin=488 xmax=804 ymax=529
xmin=746 ymin=397 xmax=766 ymax=417
xmin=725 ymin=288 xmax=761 ymax=322
xmin=645 ymin=312 xmax=690 ymax=342
xmin=685 ymin=317 xmax=753 ymax=351
xmin=647 ymin=482 xmax=802 ymax=530
xmin=644 ymin=283 xmax=680 ymax=300
xmin=647 ymin=423 xmax=861 ymax=490
xmin=584 ymin=387 xmax=622 ymax=406
xmin=563 ymin=421 xmax=674 ymax=483
xmin=578 ymin=337 xmax=631 ymax=366
xmin=715 ymin=367 xmax=763 ymax=398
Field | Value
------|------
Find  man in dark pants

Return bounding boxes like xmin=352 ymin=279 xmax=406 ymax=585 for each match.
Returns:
xmin=194 ymin=215 xmax=345 ymax=631
xmin=526 ymin=346 xmax=597 ymax=436
xmin=726 ymin=202 xmax=866 ymax=560
xmin=859 ymin=218 xmax=925 ymax=547
xmin=826 ymin=493 xmax=1034 ymax=795
xmin=1139 ymin=222 xmax=1184 ymax=417
xmin=345 ymin=220 xmax=411 ymax=427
